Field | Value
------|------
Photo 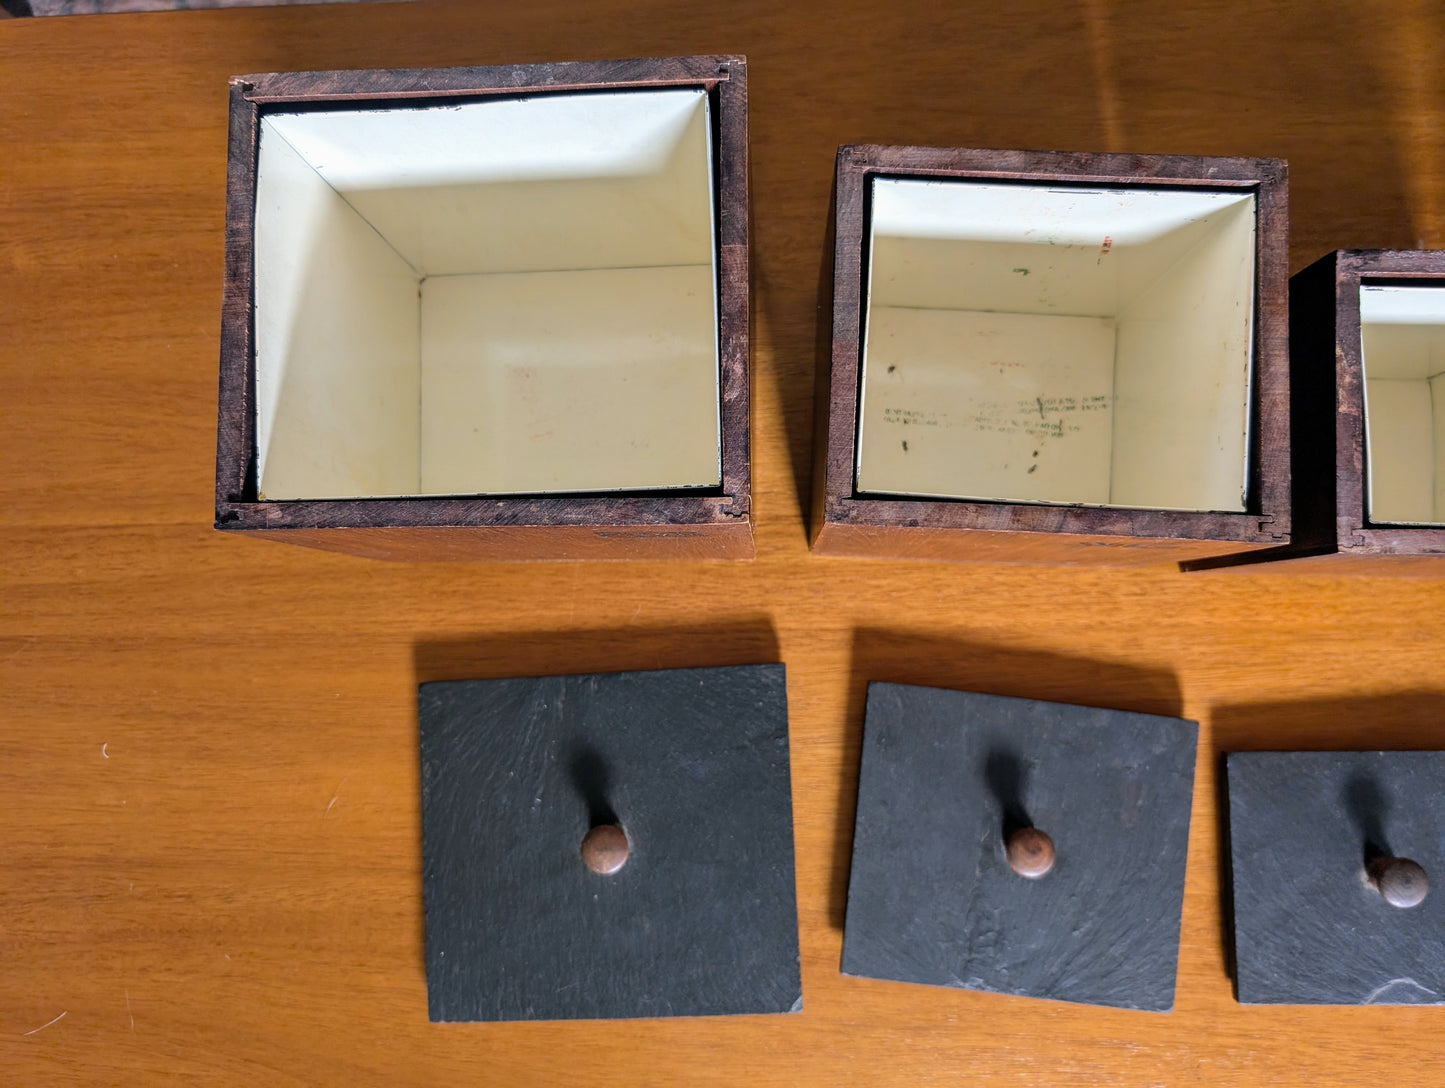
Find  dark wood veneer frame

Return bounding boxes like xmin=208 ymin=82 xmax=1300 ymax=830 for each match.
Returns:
xmin=215 ymin=56 xmax=751 ymax=561
xmin=811 ymin=145 xmax=1291 ymax=566
xmin=2 ymin=0 xmax=392 ymax=14
xmin=1289 ymin=249 xmax=1445 ymax=561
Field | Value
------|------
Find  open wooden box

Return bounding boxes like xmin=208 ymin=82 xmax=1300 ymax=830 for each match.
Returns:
xmin=215 ymin=57 xmax=751 ymax=561
xmin=812 ymin=146 xmax=1290 ymax=565
xmin=1289 ymin=250 xmax=1445 ymax=564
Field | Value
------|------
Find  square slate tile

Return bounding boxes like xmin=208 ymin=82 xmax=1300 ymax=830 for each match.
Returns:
xmin=1228 ymin=751 xmax=1445 ymax=1005
xmin=842 ymin=683 xmax=1198 ymax=1011
xmin=419 ymin=664 xmax=801 ymax=1022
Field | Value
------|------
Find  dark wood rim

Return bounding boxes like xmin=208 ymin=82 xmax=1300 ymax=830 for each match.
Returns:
xmin=233 ymin=56 xmax=734 ymax=103
xmin=5 ymin=0 xmax=401 ymax=13
xmin=1333 ymin=249 xmax=1445 ymax=555
xmin=215 ymin=56 xmax=749 ymax=533
xmin=821 ymin=144 xmax=1291 ymax=545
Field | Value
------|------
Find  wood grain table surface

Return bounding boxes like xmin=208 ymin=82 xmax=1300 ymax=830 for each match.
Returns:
xmin=3 ymin=1 xmax=1445 ymax=1083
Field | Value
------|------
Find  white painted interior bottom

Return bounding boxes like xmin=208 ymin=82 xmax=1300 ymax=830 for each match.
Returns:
xmin=856 ymin=178 xmax=1258 ymax=512
xmin=252 ymin=89 xmax=721 ymax=500
xmin=1360 ymin=285 xmax=1445 ymax=524
xmin=420 ymin=265 xmax=718 ymax=496
xmin=861 ymin=309 xmax=1117 ymax=504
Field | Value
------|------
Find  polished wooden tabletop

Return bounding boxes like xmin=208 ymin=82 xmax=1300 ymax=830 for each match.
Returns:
xmin=4 ymin=1 xmax=1445 ymax=1083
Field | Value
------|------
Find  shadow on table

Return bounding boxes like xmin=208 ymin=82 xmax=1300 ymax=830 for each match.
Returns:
xmin=414 ymin=617 xmax=780 ymax=685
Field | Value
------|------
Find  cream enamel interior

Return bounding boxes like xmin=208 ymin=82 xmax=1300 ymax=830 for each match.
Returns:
xmin=252 ymin=89 xmax=721 ymax=500
xmin=856 ymin=178 xmax=1258 ymax=511
xmin=1360 ymin=285 xmax=1445 ymax=525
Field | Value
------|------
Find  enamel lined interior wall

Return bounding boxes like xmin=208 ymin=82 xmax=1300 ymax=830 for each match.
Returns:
xmin=253 ymin=89 xmax=720 ymax=500
xmin=856 ymin=178 xmax=1257 ymax=511
xmin=252 ymin=125 xmax=422 ymax=500
xmin=1360 ymin=285 xmax=1445 ymax=525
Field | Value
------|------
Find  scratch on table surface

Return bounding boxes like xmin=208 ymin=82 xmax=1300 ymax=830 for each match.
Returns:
xmin=1365 ymin=977 xmax=1438 ymax=1004
xmin=324 ymin=775 xmax=350 ymax=818
xmin=125 ymin=990 xmax=134 ymax=1032
xmin=23 ymin=1011 xmax=66 ymax=1036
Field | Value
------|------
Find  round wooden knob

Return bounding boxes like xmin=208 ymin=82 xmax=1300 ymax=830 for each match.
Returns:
xmin=1006 ymin=827 xmax=1055 ymax=879
xmin=1369 ymin=856 xmax=1428 ymax=908
xmin=581 ymin=824 xmax=629 ymax=875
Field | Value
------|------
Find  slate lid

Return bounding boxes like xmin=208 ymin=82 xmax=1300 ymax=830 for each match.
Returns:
xmin=1228 ymin=750 xmax=1445 ymax=1005
xmin=841 ymin=682 xmax=1198 ymax=1011
xmin=419 ymin=664 xmax=802 ymax=1022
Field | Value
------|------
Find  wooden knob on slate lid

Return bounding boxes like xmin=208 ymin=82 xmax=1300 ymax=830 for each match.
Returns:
xmin=581 ymin=824 xmax=629 ymax=875
xmin=1006 ymin=827 xmax=1055 ymax=879
xmin=1368 ymin=856 xmax=1429 ymax=908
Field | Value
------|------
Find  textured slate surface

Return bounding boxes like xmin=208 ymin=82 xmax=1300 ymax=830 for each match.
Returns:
xmin=419 ymin=664 xmax=801 ymax=1022
xmin=1228 ymin=751 xmax=1445 ymax=1005
xmin=842 ymin=683 xmax=1198 ymax=1011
